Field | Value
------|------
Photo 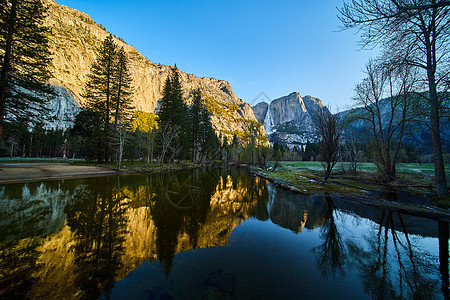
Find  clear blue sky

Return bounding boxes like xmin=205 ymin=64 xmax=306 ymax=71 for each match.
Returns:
xmin=57 ymin=0 xmax=378 ymax=111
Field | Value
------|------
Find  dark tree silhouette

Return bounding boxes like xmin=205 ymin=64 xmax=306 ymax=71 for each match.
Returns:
xmin=314 ymin=197 xmax=347 ymax=278
xmin=157 ymin=67 xmax=189 ymax=161
xmin=113 ymin=47 xmax=134 ymax=129
xmin=0 ymin=0 xmax=54 ymax=142
xmin=65 ymin=177 xmax=128 ymax=299
xmin=314 ymin=106 xmax=341 ymax=183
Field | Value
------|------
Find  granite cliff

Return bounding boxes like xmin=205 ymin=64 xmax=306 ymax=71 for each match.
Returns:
xmin=43 ymin=0 xmax=267 ymax=143
xmin=252 ymin=92 xmax=326 ymax=148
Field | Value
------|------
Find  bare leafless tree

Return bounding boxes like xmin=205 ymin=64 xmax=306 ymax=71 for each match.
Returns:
xmin=159 ymin=124 xmax=179 ymax=165
xmin=145 ymin=128 xmax=157 ymax=166
xmin=342 ymin=128 xmax=363 ymax=173
xmin=353 ymin=60 xmax=419 ymax=182
xmin=114 ymin=115 xmax=129 ymax=171
xmin=315 ymin=107 xmax=342 ymax=184
xmin=338 ymin=0 xmax=449 ymax=195
xmin=6 ymin=136 xmax=18 ymax=158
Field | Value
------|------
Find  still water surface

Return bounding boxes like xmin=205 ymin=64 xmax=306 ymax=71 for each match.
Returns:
xmin=0 ymin=167 xmax=448 ymax=299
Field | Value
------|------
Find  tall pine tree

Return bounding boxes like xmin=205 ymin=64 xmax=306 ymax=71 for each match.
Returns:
xmin=158 ymin=67 xmax=186 ymax=128
xmin=113 ymin=46 xmax=133 ymax=128
xmin=198 ymin=101 xmax=219 ymax=161
xmin=189 ymin=89 xmax=219 ymax=163
xmin=157 ymin=66 xmax=189 ymax=161
xmin=83 ymin=35 xmax=134 ymax=161
xmin=0 ymin=0 xmax=54 ymax=142
xmin=190 ymin=88 xmax=202 ymax=163
xmin=83 ymin=34 xmax=117 ymax=125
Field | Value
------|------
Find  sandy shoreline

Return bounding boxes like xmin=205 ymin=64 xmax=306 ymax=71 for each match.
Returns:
xmin=0 ymin=163 xmax=116 ymax=184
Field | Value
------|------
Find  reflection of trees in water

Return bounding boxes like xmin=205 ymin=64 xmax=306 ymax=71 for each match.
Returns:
xmin=1 ymin=168 xmax=447 ymax=299
xmin=220 ymin=167 xmax=269 ymax=211
xmin=150 ymin=169 xmax=219 ymax=277
xmin=150 ymin=167 xmax=268 ymax=278
xmin=439 ymin=221 xmax=449 ymax=300
xmin=0 ymin=239 xmax=41 ymax=299
xmin=65 ymin=176 xmax=128 ymax=299
xmin=249 ymin=179 xmax=272 ymax=222
xmin=314 ymin=197 xmax=347 ymax=278
xmin=347 ymin=210 xmax=440 ymax=299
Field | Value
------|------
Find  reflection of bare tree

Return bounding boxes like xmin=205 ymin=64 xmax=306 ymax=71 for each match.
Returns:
xmin=348 ymin=210 xmax=440 ymax=299
xmin=65 ymin=176 xmax=128 ymax=299
xmin=439 ymin=221 xmax=449 ymax=300
xmin=314 ymin=197 xmax=347 ymax=278
xmin=251 ymin=183 xmax=272 ymax=221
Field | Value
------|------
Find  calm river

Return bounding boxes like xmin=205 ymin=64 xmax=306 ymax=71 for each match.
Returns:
xmin=0 ymin=167 xmax=448 ymax=299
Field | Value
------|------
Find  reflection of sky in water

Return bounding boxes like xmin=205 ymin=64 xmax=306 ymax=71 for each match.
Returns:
xmin=336 ymin=209 xmax=440 ymax=256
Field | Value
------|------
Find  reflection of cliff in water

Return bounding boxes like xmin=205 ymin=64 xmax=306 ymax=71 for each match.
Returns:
xmin=252 ymin=187 xmax=331 ymax=233
xmin=0 ymin=182 xmax=82 ymax=241
xmin=0 ymin=168 xmax=267 ymax=299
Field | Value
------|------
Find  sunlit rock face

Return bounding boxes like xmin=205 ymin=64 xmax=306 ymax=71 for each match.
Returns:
xmin=41 ymin=0 xmax=267 ymax=143
xmin=252 ymin=92 xmax=326 ymax=148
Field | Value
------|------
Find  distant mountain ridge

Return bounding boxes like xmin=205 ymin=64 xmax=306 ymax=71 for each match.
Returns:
xmin=253 ymin=91 xmax=449 ymax=154
xmin=42 ymin=0 xmax=267 ymax=143
xmin=252 ymin=92 xmax=326 ymax=148
xmin=338 ymin=101 xmax=450 ymax=155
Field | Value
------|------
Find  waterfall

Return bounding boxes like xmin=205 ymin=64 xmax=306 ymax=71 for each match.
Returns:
xmin=264 ymin=105 xmax=274 ymax=135
xmin=266 ymin=184 xmax=276 ymax=218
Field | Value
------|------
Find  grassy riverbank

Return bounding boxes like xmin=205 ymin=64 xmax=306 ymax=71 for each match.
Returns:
xmin=251 ymin=161 xmax=450 ymax=208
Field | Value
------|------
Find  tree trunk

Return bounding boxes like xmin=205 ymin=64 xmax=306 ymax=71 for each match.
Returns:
xmin=323 ymin=163 xmax=332 ymax=184
xmin=29 ymin=134 xmax=33 ymax=157
xmin=114 ymin=63 xmax=123 ymax=129
xmin=105 ymin=46 xmax=113 ymax=162
xmin=428 ymin=67 xmax=448 ymax=196
xmin=116 ymin=132 xmax=124 ymax=172
xmin=0 ymin=0 xmax=18 ymax=142
xmin=425 ymin=12 xmax=448 ymax=197
xmin=63 ymin=138 xmax=67 ymax=159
